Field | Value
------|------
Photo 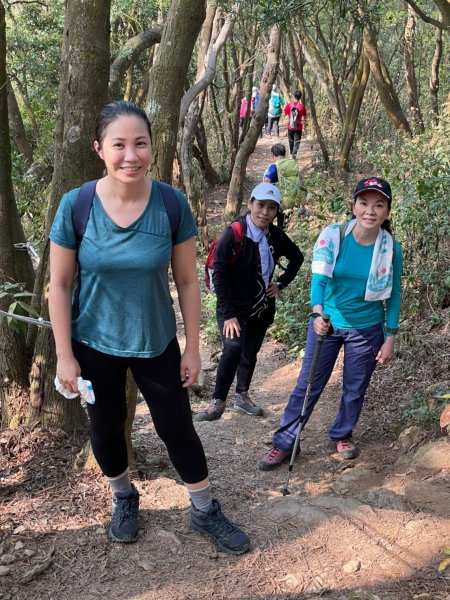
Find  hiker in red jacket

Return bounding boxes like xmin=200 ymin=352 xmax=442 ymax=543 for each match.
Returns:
xmin=284 ymin=91 xmax=307 ymax=160
xmin=195 ymin=183 xmax=303 ymax=422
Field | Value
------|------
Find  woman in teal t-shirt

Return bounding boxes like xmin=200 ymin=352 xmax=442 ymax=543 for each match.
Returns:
xmin=49 ymin=101 xmax=249 ymax=555
xmin=259 ymin=177 xmax=403 ymax=469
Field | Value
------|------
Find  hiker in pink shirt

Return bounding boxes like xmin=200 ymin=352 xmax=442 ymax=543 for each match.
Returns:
xmin=240 ymin=96 xmax=249 ymax=129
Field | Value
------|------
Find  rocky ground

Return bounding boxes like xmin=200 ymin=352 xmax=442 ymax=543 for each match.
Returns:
xmin=0 ymin=129 xmax=449 ymax=600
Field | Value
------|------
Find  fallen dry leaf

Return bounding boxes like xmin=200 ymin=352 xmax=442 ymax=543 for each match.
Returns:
xmin=440 ymin=404 xmax=450 ymax=429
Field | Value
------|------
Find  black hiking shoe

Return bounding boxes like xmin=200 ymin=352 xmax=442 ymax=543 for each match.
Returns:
xmin=193 ymin=399 xmax=226 ymax=422
xmin=190 ymin=499 xmax=250 ymax=555
xmin=232 ymin=392 xmax=264 ymax=417
xmin=108 ymin=484 xmax=139 ymax=543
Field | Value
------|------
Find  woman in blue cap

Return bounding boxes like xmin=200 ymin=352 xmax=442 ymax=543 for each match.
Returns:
xmin=259 ymin=177 xmax=403 ymax=469
xmin=195 ymin=183 xmax=303 ymax=422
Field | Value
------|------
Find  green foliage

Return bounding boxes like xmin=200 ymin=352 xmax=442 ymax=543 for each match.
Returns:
xmin=362 ymin=113 xmax=450 ymax=318
xmin=0 ymin=282 xmax=36 ymax=337
xmin=201 ymin=290 xmax=220 ymax=346
xmin=5 ymin=1 xmax=64 ymax=148
xmin=403 ymin=392 xmax=440 ymax=429
xmin=269 ymin=221 xmax=312 ymax=353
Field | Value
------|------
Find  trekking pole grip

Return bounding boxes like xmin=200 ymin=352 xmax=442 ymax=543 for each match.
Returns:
xmin=319 ymin=314 xmax=330 ymax=340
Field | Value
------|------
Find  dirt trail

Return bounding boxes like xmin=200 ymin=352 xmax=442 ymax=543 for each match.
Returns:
xmin=1 ymin=127 xmax=449 ymax=600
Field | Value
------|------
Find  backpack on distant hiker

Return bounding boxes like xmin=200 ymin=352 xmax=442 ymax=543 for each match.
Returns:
xmin=204 ymin=221 xmax=246 ymax=292
xmin=276 ymin=158 xmax=302 ymax=208
xmin=288 ymin=106 xmax=299 ymax=130
xmin=270 ymin=94 xmax=282 ymax=116
xmin=72 ymin=180 xmax=181 ymax=250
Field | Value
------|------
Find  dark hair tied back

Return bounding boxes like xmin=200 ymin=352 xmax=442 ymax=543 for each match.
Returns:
xmin=95 ymin=101 xmax=152 ymax=144
xmin=381 ymin=219 xmax=393 ymax=234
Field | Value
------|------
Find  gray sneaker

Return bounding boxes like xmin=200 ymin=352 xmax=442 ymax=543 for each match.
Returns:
xmin=232 ymin=392 xmax=264 ymax=417
xmin=108 ymin=484 xmax=139 ymax=543
xmin=193 ymin=398 xmax=226 ymax=422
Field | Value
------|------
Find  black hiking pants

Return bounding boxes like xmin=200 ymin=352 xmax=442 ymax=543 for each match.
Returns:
xmin=288 ymin=129 xmax=302 ymax=158
xmin=73 ymin=337 xmax=208 ymax=483
xmin=213 ymin=311 xmax=269 ymax=401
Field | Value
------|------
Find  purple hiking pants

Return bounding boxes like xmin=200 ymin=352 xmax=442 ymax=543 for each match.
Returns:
xmin=273 ymin=320 xmax=385 ymax=451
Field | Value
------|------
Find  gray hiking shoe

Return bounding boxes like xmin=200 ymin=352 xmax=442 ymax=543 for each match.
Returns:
xmin=232 ymin=392 xmax=264 ymax=417
xmin=190 ymin=499 xmax=250 ymax=555
xmin=108 ymin=484 xmax=139 ymax=543
xmin=193 ymin=398 xmax=226 ymax=422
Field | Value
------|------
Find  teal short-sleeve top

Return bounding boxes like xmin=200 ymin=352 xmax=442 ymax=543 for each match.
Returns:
xmin=49 ymin=182 xmax=197 ymax=358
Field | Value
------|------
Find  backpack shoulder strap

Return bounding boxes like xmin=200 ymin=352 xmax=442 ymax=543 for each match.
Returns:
xmin=230 ymin=220 xmax=245 ymax=242
xmin=230 ymin=220 xmax=245 ymax=258
xmin=339 ymin=221 xmax=347 ymax=243
xmin=158 ymin=181 xmax=181 ymax=245
xmin=73 ymin=180 xmax=98 ymax=246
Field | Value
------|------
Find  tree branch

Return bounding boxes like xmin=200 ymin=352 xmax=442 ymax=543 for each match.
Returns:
xmin=404 ymin=0 xmax=449 ymax=31
xmin=179 ymin=5 xmax=239 ymax=126
xmin=109 ymin=27 xmax=162 ymax=99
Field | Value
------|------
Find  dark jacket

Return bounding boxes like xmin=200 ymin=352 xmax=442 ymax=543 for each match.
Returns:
xmin=213 ymin=216 xmax=303 ymax=322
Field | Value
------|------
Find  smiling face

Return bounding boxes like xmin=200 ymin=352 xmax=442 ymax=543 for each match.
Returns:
xmin=248 ymin=198 xmax=279 ymax=229
xmin=352 ymin=190 xmax=390 ymax=232
xmin=94 ymin=115 xmax=151 ymax=183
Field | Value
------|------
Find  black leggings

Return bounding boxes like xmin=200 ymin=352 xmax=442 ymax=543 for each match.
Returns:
xmin=73 ymin=338 xmax=208 ymax=484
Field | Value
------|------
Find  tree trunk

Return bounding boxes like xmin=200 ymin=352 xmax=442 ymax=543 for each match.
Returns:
xmin=339 ymin=53 xmax=370 ymax=171
xmin=7 ymin=81 xmax=33 ymax=166
xmin=208 ymin=84 xmax=227 ymax=153
xmin=289 ymin=31 xmax=329 ymax=166
xmin=404 ymin=6 xmax=425 ymax=133
xmin=28 ymin=0 xmax=111 ymax=432
xmin=0 ymin=2 xmax=30 ymax=428
xmin=124 ymin=64 xmax=133 ymax=101
xmin=225 ymin=25 xmax=281 ymax=217
xmin=429 ymin=25 xmax=443 ymax=125
xmin=362 ymin=21 xmax=412 ymax=135
xmin=195 ymin=118 xmax=220 ymax=186
xmin=146 ymin=0 xmax=206 ymax=182
xmin=180 ymin=3 xmax=221 ymax=209
xmin=297 ymin=27 xmax=343 ymax=123
xmin=109 ymin=28 xmax=161 ymax=100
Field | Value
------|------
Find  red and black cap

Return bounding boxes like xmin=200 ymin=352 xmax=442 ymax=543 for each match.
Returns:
xmin=353 ymin=177 xmax=392 ymax=203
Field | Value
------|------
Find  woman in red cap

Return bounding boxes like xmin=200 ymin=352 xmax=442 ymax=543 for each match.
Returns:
xmin=260 ymin=177 xmax=403 ymax=469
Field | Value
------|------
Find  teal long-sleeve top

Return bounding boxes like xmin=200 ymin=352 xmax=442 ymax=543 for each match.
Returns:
xmin=310 ymin=231 xmax=403 ymax=333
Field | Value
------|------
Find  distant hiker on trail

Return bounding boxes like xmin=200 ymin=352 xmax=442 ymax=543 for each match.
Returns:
xmin=195 ymin=183 xmax=303 ymax=422
xmin=239 ymin=96 xmax=249 ymax=129
xmin=251 ymin=86 xmax=260 ymax=114
xmin=259 ymin=177 xmax=403 ymax=470
xmin=48 ymin=100 xmax=250 ymax=555
xmin=263 ymin=143 xmax=302 ymax=209
xmin=284 ymin=90 xmax=307 ymax=160
xmin=267 ymin=85 xmax=284 ymax=137
xmin=251 ymin=87 xmax=263 ymax=138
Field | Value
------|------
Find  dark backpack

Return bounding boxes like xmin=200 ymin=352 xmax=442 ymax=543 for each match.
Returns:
xmin=289 ymin=106 xmax=299 ymax=130
xmin=204 ymin=221 xmax=245 ymax=292
xmin=72 ymin=179 xmax=181 ymax=249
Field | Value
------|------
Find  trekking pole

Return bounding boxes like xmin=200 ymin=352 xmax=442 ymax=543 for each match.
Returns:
xmin=281 ymin=315 xmax=330 ymax=496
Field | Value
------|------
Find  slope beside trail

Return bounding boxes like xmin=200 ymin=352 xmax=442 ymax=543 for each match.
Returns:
xmin=0 ymin=126 xmax=449 ymax=600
